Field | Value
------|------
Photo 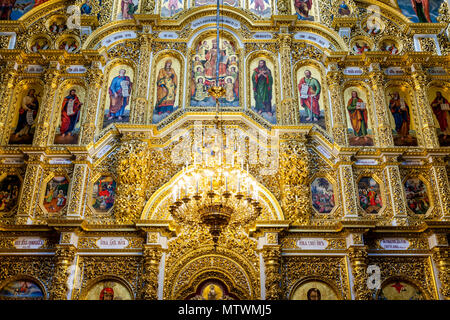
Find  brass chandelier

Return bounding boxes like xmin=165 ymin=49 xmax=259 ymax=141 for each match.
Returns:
xmin=169 ymin=0 xmax=262 ymax=247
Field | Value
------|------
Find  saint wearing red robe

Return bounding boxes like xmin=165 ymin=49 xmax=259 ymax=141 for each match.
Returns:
xmin=59 ymin=89 xmax=82 ymax=138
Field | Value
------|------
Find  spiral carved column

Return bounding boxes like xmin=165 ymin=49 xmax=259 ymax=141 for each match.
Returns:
xmin=262 ymin=246 xmax=282 ymax=300
xmin=80 ymin=65 xmax=103 ymax=145
xmin=348 ymin=246 xmax=372 ymax=300
xmin=142 ymin=245 xmax=163 ymax=300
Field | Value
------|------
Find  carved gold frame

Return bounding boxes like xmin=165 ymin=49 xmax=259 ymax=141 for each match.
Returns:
xmin=87 ymin=172 xmax=118 ymax=216
xmin=48 ymin=78 xmax=87 ymax=145
xmin=185 ymin=29 xmax=244 ymax=111
xmin=96 ymin=57 xmax=138 ymax=134
xmin=385 ymin=80 xmax=423 ymax=147
xmin=0 ymin=172 xmax=24 ymax=217
xmin=401 ymin=174 xmax=435 ymax=218
xmin=342 ymin=80 xmax=378 ymax=146
xmin=38 ymin=171 xmax=71 ymax=216
xmin=149 ymin=50 xmax=185 ymax=122
xmin=79 ymin=274 xmax=135 ymax=300
xmin=245 ymin=50 xmax=280 ymax=124
xmin=308 ymin=173 xmax=339 ymax=216
xmin=355 ymin=174 xmax=387 ymax=216
xmin=3 ymin=78 xmax=45 ymax=146
xmin=293 ymin=59 xmax=331 ymax=131
xmin=288 ymin=275 xmax=344 ymax=300
xmin=375 ymin=276 xmax=431 ymax=300
xmin=0 ymin=274 xmax=48 ymax=300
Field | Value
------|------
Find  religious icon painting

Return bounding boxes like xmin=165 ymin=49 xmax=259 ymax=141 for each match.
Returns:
xmin=190 ymin=37 xmax=239 ymax=108
xmin=250 ymin=58 xmax=276 ymax=124
xmin=84 ymin=280 xmax=133 ymax=300
xmin=290 ymin=280 xmax=339 ymax=300
xmin=186 ymin=279 xmax=237 ymax=300
xmin=9 ymin=84 xmax=42 ymax=145
xmin=428 ymin=86 xmax=450 ymax=146
xmin=344 ymin=87 xmax=374 ymax=146
xmin=249 ymin=0 xmax=272 ymax=18
xmin=117 ymin=0 xmax=139 ymax=19
xmin=296 ymin=66 xmax=325 ymax=128
xmin=293 ymin=0 xmax=315 ymax=21
xmin=0 ymin=280 xmax=44 ymax=299
xmin=29 ymin=36 xmax=50 ymax=52
xmin=351 ymin=40 xmax=371 ymax=55
xmin=103 ymin=64 xmax=134 ymax=128
xmin=386 ymin=86 xmax=418 ymax=146
xmin=404 ymin=178 xmax=430 ymax=214
xmin=80 ymin=0 xmax=94 ymax=15
xmin=152 ymin=57 xmax=181 ymax=123
xmin=57 ymin=36 xmax=80 ymax=53
xmin=379 ymin=39 xmax=401 ymax=55
xmin=0 ymin=0 xmax=51 ymax=21
xmin=43 ymin=176 xmax=69 ymax=213
xmin=377 ymin=279 xmax=424 ymax=300
xmin=0 ymin=175 xmax=21 ymax=213
xmin=54 ymin=86 xmax=85 ymax=145
xmin=160 ymin=0 xmax=183 ymax=17
xmin=397 ymin=0 xmax=447 ymax=23
xmin=336 ymin=0 xmax=351 ymax=16
xmin=357 ymin=177 xmax=383 ymax=214
xmin=92 ymin=176 xmax=116 ymax=212
xmin=310 ymin=177 xmax=335 ymax=213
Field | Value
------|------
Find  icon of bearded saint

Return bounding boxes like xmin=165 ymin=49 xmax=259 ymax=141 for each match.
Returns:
xmin=99 ymin=282 xmax=116 ymax=300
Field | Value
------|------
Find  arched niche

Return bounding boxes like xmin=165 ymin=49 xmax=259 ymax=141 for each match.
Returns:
xmin=293 ymin=59 xmax=330 ymax=130
xmin=385 ymin=80 xmax=421 ymax=147
xmin=50 ymin=79 xmax=87 ymax=145
xmin=97 ymin=58 xmax=137 ymax=132
xmin=150 ymin=50 xmax=185 ymax=124
xmin=186 ymin=30 xmax=243 ymax=110
xmin=376 ymin=276 xmax=429 ymax=300
xmin=140 ymin=164 xmax=284 ymax=222
xmin=80 ymin=275 xmax=134 ymax=300
xmin=0 ymin=275 xmax=47 ymax=300
xmin=289 ymin=276 xmax=342 ymax=300
xmin=427 ymin=80 xmax=450 ymax=147
xmin=246 ymin=50 xmax=279 ymax=124
xmin=342 ymin=80 xmax=377 ymax=147
xmin=6 ymin=79 xmax=45 ymax=146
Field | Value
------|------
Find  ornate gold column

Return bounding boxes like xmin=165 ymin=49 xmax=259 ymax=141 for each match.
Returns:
xmin=348 ymin=245 xmax=372 ymax=300
xmin=430 ymin=240 xmax=450 ymax=300
xmin=411 ymin=64 xmax=440 ymax=148
xmin=279 ymin=133 xmax=310 ymax=224
xmin=368 ymin=65 xmax=394 ymax=147
xmin=50 ymin=246 xmax=77 ymax=299
xmin=338 ymin=155 xmax=358 ymax=217
xmin=262 ymin=245 xmax=282 ymax=300
xmin=277 ymin=33 xmax=298 ymax=125
xmin=382 ymin=155 xmax=408 ymax=223
xmin=142 ymin=245 xmax=163 ymax=299
xmin=33 ymin=63 xmax=61 ymax=147
xmin=427 ymin=155 xmax=450 ymax=219
xmin=80 ymin=64 xmax=103 ymax=145
xmin=131 ymin=33 xmax=153 ymax=124
xmin=15 ymin=153 xmax=45 ymax=224
xmin=0 ymin=62 xmax=18 ymax=145
xmin=66 ymin=154 xmax=92 ymax=218
xmin=326 ymin=66 xmax=348 ymax=145
xmin=115 ymin=136 xmax=150 ymax=223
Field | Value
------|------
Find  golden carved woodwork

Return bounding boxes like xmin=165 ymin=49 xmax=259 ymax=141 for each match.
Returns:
xmin=0 ymin=0 xmax=448 ymax=301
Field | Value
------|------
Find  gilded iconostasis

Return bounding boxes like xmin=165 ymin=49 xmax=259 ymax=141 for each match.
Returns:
xmin=0 ymin=0 xmax=449 ymax=301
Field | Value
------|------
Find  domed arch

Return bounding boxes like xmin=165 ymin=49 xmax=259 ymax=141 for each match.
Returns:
xmin=140 ymin=164 xmax=284 ymax=221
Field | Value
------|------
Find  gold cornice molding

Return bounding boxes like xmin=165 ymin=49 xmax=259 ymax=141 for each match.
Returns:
xmin=404 ymin=23 xmax=447 ymax=35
